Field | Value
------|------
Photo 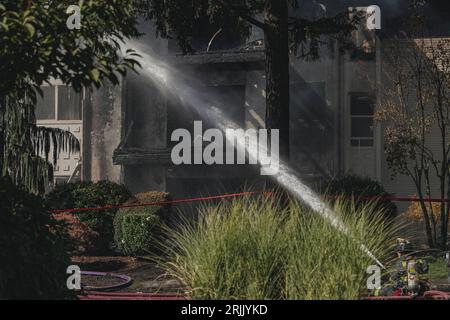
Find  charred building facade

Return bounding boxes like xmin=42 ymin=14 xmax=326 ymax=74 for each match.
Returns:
xmin=36 ymin=2 xmax=449 ymax=205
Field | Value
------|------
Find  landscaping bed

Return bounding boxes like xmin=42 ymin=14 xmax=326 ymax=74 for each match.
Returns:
xmin=72 ymin=256 xmax=184 ymax=294
xmin=81 ymin=273 xmax=131 ymax=291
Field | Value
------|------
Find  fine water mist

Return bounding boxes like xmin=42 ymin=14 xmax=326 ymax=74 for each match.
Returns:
xmin=124 ymin=41 xmax=385 ymax=268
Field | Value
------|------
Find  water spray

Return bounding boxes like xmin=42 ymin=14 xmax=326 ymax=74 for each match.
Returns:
xmin=125 ymin=42 xmax=386 ymax=269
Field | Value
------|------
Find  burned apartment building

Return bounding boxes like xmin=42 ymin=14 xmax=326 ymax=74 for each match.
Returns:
xmin=35 ymin=2 xmax=449 ymax=202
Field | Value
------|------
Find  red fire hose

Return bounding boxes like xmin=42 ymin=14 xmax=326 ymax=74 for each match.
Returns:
xmin=78 ymin=291 xmax=187 ymax=300
xmin=52 ymin=192 xmax=450 ymax=215
xmin=366 ymin=291 xmax=450 ymax=300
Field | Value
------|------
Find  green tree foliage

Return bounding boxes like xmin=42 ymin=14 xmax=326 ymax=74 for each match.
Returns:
xmin=0 ymin=0 xmax=141 ymax=193
xmin=136 ymin=0 xmax=361 ymax=157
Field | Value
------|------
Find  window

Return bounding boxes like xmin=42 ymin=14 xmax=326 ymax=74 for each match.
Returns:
xmin=35 ymin=87 xmax=56 ymax=120
xmin=58 ymin=86 xmax=82 ymax=120
xmin=350 ymin=94 xmax=374 ymax=147
xmin=36 ymin=85 xmax=82 ymax=121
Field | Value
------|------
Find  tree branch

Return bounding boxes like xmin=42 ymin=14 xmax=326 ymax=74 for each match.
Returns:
xmin=215 ymin=0 xmax=267 ymax=31
xmin=240 ymin=13 xmax=267 ymax=31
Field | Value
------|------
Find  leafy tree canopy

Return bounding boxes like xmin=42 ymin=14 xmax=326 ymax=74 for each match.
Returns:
xmin=0 ymin=0 xmax=142 ymax=193
xmin=136 ymin=0 xmax=361 ymax=57
xmin=0 ymin=0 xmax=141 ymax=99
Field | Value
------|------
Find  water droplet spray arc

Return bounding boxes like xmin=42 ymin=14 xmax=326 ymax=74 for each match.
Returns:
xmin=124 ymin=42 xmax=385 ymax=269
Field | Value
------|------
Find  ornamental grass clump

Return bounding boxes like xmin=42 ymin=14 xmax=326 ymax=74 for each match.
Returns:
xmin=158 ymin=194 xmax=398 ymax=300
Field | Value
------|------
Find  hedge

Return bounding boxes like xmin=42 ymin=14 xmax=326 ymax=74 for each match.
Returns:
xmin=46 ymin=181 xmax=132 ymax=253
xmin=114 ymin=191 xmax=170 ymax=256
xmin=53 ymin=213 xmax=100 ymax=255
xmin=323 ymin=174 xmax=397 ymax=219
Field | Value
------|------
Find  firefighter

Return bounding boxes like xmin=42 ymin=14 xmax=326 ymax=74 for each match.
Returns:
xmin=379 ymin=238 xmax=429 ymax=297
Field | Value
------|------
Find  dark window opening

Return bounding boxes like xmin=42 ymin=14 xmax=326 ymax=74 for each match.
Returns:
xmin=58 ymin=86 xmax=82 ymax=120
xmin=35 ymin=85 xmax=82 ymax=121
xmin=36 ymin=87 xmax=56 ymax=120
xmin=350 ymin=94 xmax=374 ymax=147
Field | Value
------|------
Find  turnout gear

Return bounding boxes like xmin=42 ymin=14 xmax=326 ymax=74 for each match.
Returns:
xmin=377 ymin=239 xmax=429 ymax=298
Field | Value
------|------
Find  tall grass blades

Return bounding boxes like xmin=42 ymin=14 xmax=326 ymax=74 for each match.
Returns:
xmin=284 ymin=200 xmax=395 ymax=299
xmin=159 ymin=195 xmax=398 ymax=300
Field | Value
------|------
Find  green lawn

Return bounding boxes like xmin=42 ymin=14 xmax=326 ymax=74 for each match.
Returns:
xmin=428 ymin=259 xmax=449 ymax=280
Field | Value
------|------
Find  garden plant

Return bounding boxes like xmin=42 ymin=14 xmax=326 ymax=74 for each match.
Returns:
xmin=158 ymin=193 xmax=399 ymax=300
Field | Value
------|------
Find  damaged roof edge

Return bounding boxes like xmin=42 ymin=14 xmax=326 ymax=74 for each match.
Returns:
xmin=165 ymin=49 xmax=265 ymax=65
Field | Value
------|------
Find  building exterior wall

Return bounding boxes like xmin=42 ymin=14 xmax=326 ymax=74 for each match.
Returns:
xmin=38 ymin=18 xmax=447 ymax=212
xmin=83 ymin=81 xmax=124 ymax=183
xmin=342 ymin=57 xmax=378 ymax=180
xmin=118 ymin=20 xmax=170 ymax=194
xmin=122 ymin=72 xmax=168 ymax=194
xmin=289 ymin=54 xmax=337 ymax=182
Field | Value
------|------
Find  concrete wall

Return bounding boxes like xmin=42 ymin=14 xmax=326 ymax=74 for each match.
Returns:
xmin=290 ymin=54 xmax=337 ymax=181
xmin=244 ymin=70 xmax=266 ymax=131
xmin=84 ymin=81 xmax=124 ymax=183
xmin=342 ymin=57 xmax=378 ymax=180
xmin=83 ymin=20 xmax=170 ymax=193
xmin=122 ymin=20 xmax=169 ymax=194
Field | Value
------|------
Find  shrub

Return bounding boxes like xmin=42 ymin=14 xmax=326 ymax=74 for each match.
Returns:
xmin=405 ymin=199 xmax=444 ymax=222
xmin=158 ymin=195 xmax=396 ymax=300
xmin=53 ymin=213 xmax=100 ymax=255
xmin=115 ymin=211 xmax=160 ymax=256
xmin=114 ymin=191 xmax=170 ymax=256
xmin=135 ymin=191 xmax=171 ymax=206
xmin=323 ymin=174 xmax=398 ymax=219
xmin=0 ymin=177 xmax=73 ymax=299
xmin=46 ymin=181 xmax=132 ymax=253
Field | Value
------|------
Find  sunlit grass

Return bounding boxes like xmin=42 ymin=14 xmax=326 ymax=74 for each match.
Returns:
xmin=157 ymin=194 xmax=398 ymax=300
xmin=429 ymin=258 xmax=449 ymax=280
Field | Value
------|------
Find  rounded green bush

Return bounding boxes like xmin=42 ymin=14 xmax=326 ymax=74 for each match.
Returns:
xmin=45 ymin=181 xmax=132 ymax=253
xmin=0 ymin=177 xmax=72 ymax=299
xmin=323 ymin=174 xmax=398 ymax=219
xmin=114 ymin=191 xmax=170 ymax=256
xmin=116 ymin=211 xmax=160 ymax=256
